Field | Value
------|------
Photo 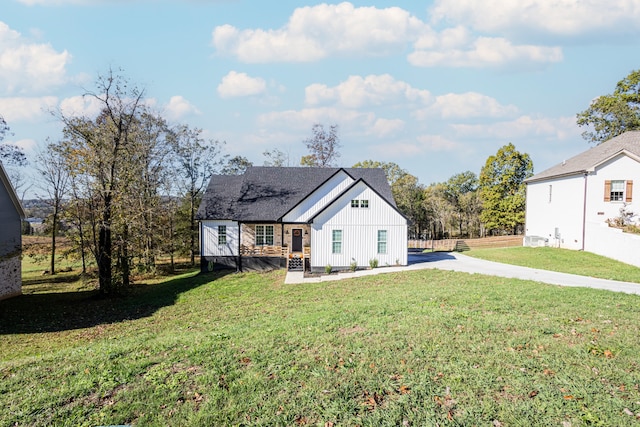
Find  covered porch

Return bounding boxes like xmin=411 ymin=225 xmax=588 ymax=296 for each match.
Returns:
xmin=240 ymin=223 xmax=311 ymax=271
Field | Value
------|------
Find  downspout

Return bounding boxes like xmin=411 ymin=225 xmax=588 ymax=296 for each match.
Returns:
xmin=581 ymin=173 xmax=588 ymax=251
xmin=237 ymin=221 xmax=242 ymax=272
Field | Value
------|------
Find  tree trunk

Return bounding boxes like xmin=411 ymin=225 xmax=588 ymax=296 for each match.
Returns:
xmin=50 ymin=212 xmax=57 ymax=275
xmin=190 ymin=193 xmax=196 ymax=266
xmin=98 ymin=199 xmax=113 ymax=295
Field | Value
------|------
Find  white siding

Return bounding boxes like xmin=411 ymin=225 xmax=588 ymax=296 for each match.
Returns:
xmin=311 ymin=182 xmax=407 ymax=269
xmin=525 ymin=174 xmax=586 ymax=249
xmin=585 ymin=154 xmax=639 ymax=224
xmin=201 ymin=220 xmax=239 ymax=256
xmin=282 ymin=171 xmax=354 ymax=222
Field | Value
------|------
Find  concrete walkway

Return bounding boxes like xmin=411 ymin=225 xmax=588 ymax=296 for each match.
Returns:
xmin=284 ymin=251 xmax=640 ymax=295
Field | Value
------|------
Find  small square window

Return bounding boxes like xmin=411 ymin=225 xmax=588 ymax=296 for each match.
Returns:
xmin=351 ymin=200 xmax=359 ymax=208
xmin=360 ymin=200 xmax=369 ymax=208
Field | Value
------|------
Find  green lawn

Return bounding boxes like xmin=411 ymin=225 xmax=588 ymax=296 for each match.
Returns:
xmin=2 ymin=261 xmax=640 ymax=426
xmin=465 ymin=246 xmax=640 ymax=283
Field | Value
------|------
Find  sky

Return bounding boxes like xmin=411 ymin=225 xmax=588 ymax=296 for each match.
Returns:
xmin=2 ymin=0 xmax=640 ymax=198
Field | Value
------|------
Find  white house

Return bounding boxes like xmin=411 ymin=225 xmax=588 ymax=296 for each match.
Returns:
xmin=196 ymin=167 xmax=408 ymax=272
xmin=0 ymin=162 xmax=25 ymax=300
xmin=524 ymin=131 xmax=640 ymax=267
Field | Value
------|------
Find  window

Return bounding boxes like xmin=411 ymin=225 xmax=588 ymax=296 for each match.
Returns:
xmin=377 ymin=230 xmax=387 ymax=254
xmin=351 ymin=199 xmax=369 ymax=208
xmin=605 ymin=180 xmax=633 ymax=202
xmin=332 ymin=230 xmax=342 ymax=254
xmin=611 ymin=180 xmax=625 ymax=201
xmin=351 ymin=199 xmax=359 ymax=208
xmin=360 ymin=199 xmax=369 ymax=208
xmin=255 ymin=225 xmax=274 ymax=245
xmin=218 ymin=225 xmax=227 ymax=245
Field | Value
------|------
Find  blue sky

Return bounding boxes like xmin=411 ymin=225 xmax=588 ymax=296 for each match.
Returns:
xmin=2 ymin=0 xmax=640 ymax=196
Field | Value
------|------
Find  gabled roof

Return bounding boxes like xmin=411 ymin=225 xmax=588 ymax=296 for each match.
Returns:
xmin=0 ymin=161 xmax=25 ymax=218
xmin=308 ymin=177 xmax=408 ymax=223
xmin=526 ymin=131 xmax=640 ymax=183
xmin=196 ymin=167 xmax=395 ymax=222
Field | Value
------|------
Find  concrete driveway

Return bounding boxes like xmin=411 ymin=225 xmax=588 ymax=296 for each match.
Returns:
xmin=285 ymin=251 xmax=640 ymax=295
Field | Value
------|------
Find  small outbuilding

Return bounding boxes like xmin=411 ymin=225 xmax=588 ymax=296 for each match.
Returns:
xmin=0 ymin=161 xmax=25 ymax=300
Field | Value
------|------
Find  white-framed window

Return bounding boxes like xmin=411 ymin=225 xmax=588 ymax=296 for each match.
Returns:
xmin=255 ymin=225 xmax=274 ymax=246
xmin=611 ymin=180 xmax=625 ymax=201
xmin=332 ymin=230 xmax=342 ymax=254
xmin=351 ymin=199 xmax=369 ymax=208
xmin=351 ymin=199 xmax=359 ymax=208
xmin=360 ymin=199 xmax=369 ymax=208
xmin=377 ymin=230 xmax=387 ymax=254
xmin=218 ymin=225 xmax=227 ymax=245
xmin=605 ymin=180 xmax=633 ymax=203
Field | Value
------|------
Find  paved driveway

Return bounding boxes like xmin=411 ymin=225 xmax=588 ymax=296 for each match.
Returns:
xmin=286 ymin=251 xmax=640 ymax=295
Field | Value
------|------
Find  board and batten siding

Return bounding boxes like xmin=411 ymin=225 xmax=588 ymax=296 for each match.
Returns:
xmin=282 ymin=171 xmax=354 ymax=223
xmin=201 ymin=220 xmax=239 ymax=256
xmin=311 ymin=182 xmax=407 ymax=269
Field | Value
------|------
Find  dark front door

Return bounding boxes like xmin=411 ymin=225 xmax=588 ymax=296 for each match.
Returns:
xmin=292 ymin=228 xmax=303 ymax=252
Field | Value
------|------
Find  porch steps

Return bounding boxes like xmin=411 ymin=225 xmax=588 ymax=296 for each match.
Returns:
xmin=288 ymin=257 xmax=303 ymax=271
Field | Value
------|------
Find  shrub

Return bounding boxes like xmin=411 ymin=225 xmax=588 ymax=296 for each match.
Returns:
xmin=369 ymin=258 xmax=378 ymax=269
xmin=350 ymin=258 xmax=357 ymax=272
xmin=325 ymin=264 xmax=332 ymax=274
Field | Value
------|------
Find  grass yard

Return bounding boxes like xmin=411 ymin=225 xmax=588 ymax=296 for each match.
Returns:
xmin=465 ymin=246 xmax=640 ymax=283
xmin=2 ymin=254 xmax=640 ymax=426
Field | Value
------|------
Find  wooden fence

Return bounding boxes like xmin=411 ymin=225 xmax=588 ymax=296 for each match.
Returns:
xmin=409 ymin=235 xmax=523 ymax=252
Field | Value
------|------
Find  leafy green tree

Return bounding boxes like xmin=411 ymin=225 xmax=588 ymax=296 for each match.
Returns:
xmin=577 ymin=69 xmax=640 ymax=144
xmin=423 ymin=182 xmax=454 ymax=239
xmin=479 ymin=143 xmax=533 ymax=235
xmin=171 ymin=125 xmax=226 ymax=265
xmin=56 ymin=69 xmax=147 ymax=295
xmin=445 ymin=171 xmax=479 ymax=237
xmin=221 ymin=155 xmax=253 ymax=175
xmin=263 ymin=148 xmax=288 ymax=167
xmin=352 ymin=160 xmax=408 ymax=186
xmin=301 ymin=123 xmax=341 ymax=167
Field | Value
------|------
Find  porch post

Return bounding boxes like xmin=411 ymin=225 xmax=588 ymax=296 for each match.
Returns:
xmin=237 ymin=222 xmax=242 ymax=272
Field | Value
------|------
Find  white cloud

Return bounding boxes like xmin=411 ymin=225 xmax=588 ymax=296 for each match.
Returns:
xmin=430 ymin=0 xmax=640 ymax=38
xmin=59 ymin=95 xmax=103 ymax=118
xmin=0 ymin=96 xmax=58 ymax=122
xmin=0 ymin=22 xmax=71 ymax=94
xmin=305 ymin=74 xmax=431 ymax=108
xmin=451 ymin=115 xmax=579 ymax=140
xmin=212 ymin=2 xmax=425 ymax=63
xmin=164 ymin=95 xmax=200 ymax=120
xmin=12 ymin=138 xmax=37 ymax=152
xmin=257 ymin=107 xmax=376 ymax=131
xmin=415 ymin=92 xmax=518 ymax=119
xmin=370 ymin=118 xmax=405 ymax=137
xmin=217 ymin=71 xmax=267 ymax=98
xmin=416 ymin=134 xmax=461 ymax=151
xmin=409 ymin=36 xmax=562 ymax=68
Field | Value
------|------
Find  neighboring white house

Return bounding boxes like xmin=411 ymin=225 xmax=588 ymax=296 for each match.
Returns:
xmin=196 ymin=167 xmax=408 ymax=272
xmin=0 ymin=162 xmax=25 ymax=300
xmin=524 ymin=131 xmax=640 ymax=267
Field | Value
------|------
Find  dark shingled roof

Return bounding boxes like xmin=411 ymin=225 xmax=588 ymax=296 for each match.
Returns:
xmin=526 ymin=131 xmax=640 ymax=183
xmin=196 ymin=167 xmax=395 ymax=222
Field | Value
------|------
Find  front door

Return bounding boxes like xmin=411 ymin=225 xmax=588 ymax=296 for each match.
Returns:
xmin=292 ymin=228 xmax=303 ymax=252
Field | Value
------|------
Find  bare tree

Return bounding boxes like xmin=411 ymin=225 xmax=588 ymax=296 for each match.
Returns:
xmin=35 ymin=139 xmax=70 ymax=275
xmin=301 ymin=123 xmax=341 ymax=167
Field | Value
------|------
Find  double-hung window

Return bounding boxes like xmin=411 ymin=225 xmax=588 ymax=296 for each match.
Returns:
xmin=218 ymin=225 xmax=227 ymax=245
xmin=255 ymin=225 xmax=274 ymax=246
xmin=605 ymin=180 xmax=633 ymax=202
xmin=332 ymin=230 xmax=342 ymax=254
xmin=377 ymin=230 xmax=387 ymax=254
